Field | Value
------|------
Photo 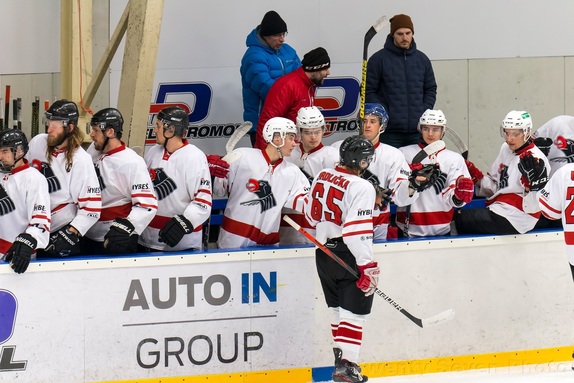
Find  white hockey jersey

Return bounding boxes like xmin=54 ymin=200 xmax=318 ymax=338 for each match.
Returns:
xmin=396 ymin=143 xmax=471 ymax=237
xmin=26 ymin=134 xmax=101 ymax=234
xmin=305 ymin=166 xmax=375 ymax=266
xmin=534 ymin=163 xmax=574 ymax=267
xmin=0 ymin=162 xmax=50 ymax=257
xmin=140 ymin=141 xmax=212 ymax=251
xmin=85 ymin=143 xmax=158 ymax=241
xmin=477 ymin=140 xmax=550 ymax=234
xmin=366 ymin=142 xmax=416 ymax=240
xmin=213 ymin=147 xmax=310 ymax=249
xmin=532 ymin=115 xmax=574 ymax=176
xmin=281 ymin=143 xmax=339 ymax=245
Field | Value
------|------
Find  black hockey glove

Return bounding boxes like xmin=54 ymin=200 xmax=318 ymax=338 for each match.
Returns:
xmin=374 ymin=186 xmax=392 ymax=210
xmin=158 ymin=215 xmax=193 ymax=247
xmin=533 ymin=137 xmax=553 ymax=157
xmin=409 ymin=163 xmax=440 ymax=193
xmin=104 ymin=218 xmax=138 ymax=254
xmin=518 ymin=153 xmax=548 ymax=191
xmin=5 ymin=233 xmax=37 ymax=274
xmin=43 ymin=225 xmax=81 ymax=257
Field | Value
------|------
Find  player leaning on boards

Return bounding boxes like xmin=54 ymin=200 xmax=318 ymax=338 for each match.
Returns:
xmin=139 ymin=106 xmax=212 ymax=251
xmin=280 ymin=106 xmax=339 ymax=245
xmin=397 ymin=109 xmax=473 ymax=237
xmin=455 ymin=111 xmax=550 ymax=235
xmin=351 ymin=103 xmax=441 ymax=241
xmin=210 ymin=117 xmax=309 ymax=249
xmin=81 ymin=108 xmax=158 ymax=255
xmin=26 ymin=99 xmax=102 ymax=257
xmin=0 ymin=129 xmax=50 ymax=274
xmin=305 ymin=135 xmax=379 ymax=383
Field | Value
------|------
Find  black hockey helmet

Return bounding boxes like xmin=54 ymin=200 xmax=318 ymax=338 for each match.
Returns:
xmin=90 ymin=108 xmax=124 ymax=133
xmin=45 ymin=99 xmax=79 ymax=126
xmin=0 ymin=129 xmax=29 ymax=172
xmin=156 ymin=106 xmax=189 ymax=137
xmin=339 ymin=136 xmax=375 ymax=171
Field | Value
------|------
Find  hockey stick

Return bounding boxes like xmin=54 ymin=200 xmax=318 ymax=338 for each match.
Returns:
xmin=31 ymin=97 xmax=40 ymax=137
xmin=283 ymin=215 xmax=454 ymax=328
xmin=359 ymin=15 xmax=388 ymax=120
xmin=222 ymin=121 xmax=251 ymax=164
xmin=412 ymin=139 xmax=446 ymax=164
xmin=13 ymin=98 xmax=22 ymax=130
xmin=0 ymin=97 xmax=3 ymax=131
xmin=445 ymin=128 xmax=468 ymax=159
xmin=4 ymin=85 xmax=10 ymax=130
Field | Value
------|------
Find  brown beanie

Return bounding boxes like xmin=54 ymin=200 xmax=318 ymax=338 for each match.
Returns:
xmin=390 ymin=14 xmax=414 ymax=35
xmin=260 ymin=11 xmax=287 ymax=37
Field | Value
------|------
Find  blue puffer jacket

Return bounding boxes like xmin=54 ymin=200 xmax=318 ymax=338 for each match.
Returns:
xmin=240 ymin=27 xmax=301 ymax=132
xmin=365 ymin=34 xmax=437 ymax=134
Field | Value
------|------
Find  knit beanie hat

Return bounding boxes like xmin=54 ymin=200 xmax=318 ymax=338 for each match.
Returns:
xmin=260 ymin=11 xmax=287 ymax=37
xmin=390 ymin=14 xmax=414 ymax=35
xmin=302 ymin=47 xmax=331 ymax=72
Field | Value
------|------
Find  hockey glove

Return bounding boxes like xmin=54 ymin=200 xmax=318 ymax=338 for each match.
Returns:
xmin=5 ymin=233 xmax=37 ymax=274
xmin=158 ymin=214 xmax=193 ymax=247
xmin=533 ymin=137 xmax=553 ymax=157
xmin=465 ymin=159 xmax=484 ymax=184
xmin=518 ymin=152 xmax=548 ymax=191
xmin=453 ymin=176 xmax=474 ymax=204
xmin=356 ymin=262 xmax=380 ymax=297
xmin=206 ymin=154 xmax=230 ymax=178
xmin=43 ymin=225 xmax=81 ymax=257
xmin=408 ymin=163 xmax=440 ymax=192
xmin=374 ymin=186 xmax=392 ymax=210
xmin=104 ymin=218 xmax=139 ymax=254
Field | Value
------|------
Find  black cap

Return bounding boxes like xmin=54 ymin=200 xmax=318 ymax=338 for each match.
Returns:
xmin=260 ymin=10 xmax=287 ymax=37
xmin=302 ymin=47 xmax=331 ymax=72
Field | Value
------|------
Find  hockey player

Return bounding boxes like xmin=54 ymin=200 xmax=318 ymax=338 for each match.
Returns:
xmin=0 ymin=129 xmax=50 ymax=273
xmin=397 ymin=110 xmax=473 ymax=237
xmin=139 ymin=106 xmax=212 ymax=251
xmin=26 ymin=99 xmax=101 ymax=257
xmin=455 ymin=111 xmax=550 ymax=234
xmin=82 ymin=108 xmax=157 ymax=254
xmin=210 ymin=117 xmax=309 ymax=248
xmin=280 ymin=106 xmax=338 ymax=245
xmin=305 ymin=135 xmax=378 ymax=383
xmin=531 ymin=115 xmax=574 ymax=176
xmin=357 ymin=103 xmax=439 ymax=240
xmin=523 ymin=162 xmax=574 ymax=282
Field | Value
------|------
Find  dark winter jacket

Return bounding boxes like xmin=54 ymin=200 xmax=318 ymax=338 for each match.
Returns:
xmin=255 ymin=67 xmax=316 ymax=150
xmin=365 ymin=34 xmax=437 ymax=134
xmin=240 ymin=27 xmax=301 ymax=132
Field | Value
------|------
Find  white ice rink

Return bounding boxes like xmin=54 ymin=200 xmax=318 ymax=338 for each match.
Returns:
xmin=365 ymin=362 xmax=573 ymax=382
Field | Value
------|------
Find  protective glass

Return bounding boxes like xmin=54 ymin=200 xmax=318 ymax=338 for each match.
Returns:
xmin=500 ymin=127 xmax=524 ymax=138
xmin=43 ymin=116 xmax=67 ymax=133
xmin=153 ymin=116 xmax=176 ymax=138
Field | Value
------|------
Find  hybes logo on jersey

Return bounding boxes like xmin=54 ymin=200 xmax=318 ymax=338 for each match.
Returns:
xmin=0 ymin=290 xmax=27 ymax=372
xmin=146 ymin=77 xmax=361 ymax=143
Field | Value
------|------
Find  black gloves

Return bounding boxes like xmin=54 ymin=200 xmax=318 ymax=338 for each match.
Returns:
xmin=43 ymin=225 xmax=80 ymax=257
xmin=158 ymin=215 xmax=193 ymax=247
xmin=518 ymin=153 xmax=548 ymax=191
xmin=533 ymin=137 xmax=553 ymax=157
xmin=409 ymin=163 xmax=441 ymax=193
xmin=5 ymin=233 xmax=37 ymax=274
xmin=104 ymin=218 xmax=138 ymax=254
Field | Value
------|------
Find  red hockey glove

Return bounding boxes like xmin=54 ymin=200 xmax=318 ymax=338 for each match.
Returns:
xmin=453 ymin=176 xmax=474 ymax=204
xmin=206 ymin=154 xmax=230 ymax=178
xmin=356 ymin=261 xmax=380 ymax=296
xmin=465 ymin=159 xmax=484 ymax=184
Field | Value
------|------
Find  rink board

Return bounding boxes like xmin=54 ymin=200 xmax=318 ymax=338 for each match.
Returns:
xmin=0 ymin=230 xmax=573 ymax=382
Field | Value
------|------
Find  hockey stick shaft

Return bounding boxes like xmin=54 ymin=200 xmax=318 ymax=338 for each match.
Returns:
xmin=359 ymin=16 xmax=388 ymax=120
xmin=4 ymin=85 xmax=10 ymax=130
xmin=282 ymin=215 xmax=455 ymax=328
xmin=445 ymin=128 xmax=468 ymax=159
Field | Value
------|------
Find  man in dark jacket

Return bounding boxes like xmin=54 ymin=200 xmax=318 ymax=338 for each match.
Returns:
xmin=240 ymin=11 xmax=301 ymax=146
xmin=366 ymin=14 xmax=437 ymax=148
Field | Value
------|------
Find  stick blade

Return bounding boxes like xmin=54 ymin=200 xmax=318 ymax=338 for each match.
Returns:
xmin=412 ymin=140 xmax=446 ymax=163
xmin=222 ymin=150 xmax=242 ymax=164
xmin=421 ymin=309 xmax=455 ymax=327
xmin=226 ymin=121 xmax=252 ymax=154
xmin=372 ymin=15 xmax=388 ymax=32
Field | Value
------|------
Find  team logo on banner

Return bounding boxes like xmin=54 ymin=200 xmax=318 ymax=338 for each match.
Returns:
xmin=0 ymin=290 xmax=27 ymax=371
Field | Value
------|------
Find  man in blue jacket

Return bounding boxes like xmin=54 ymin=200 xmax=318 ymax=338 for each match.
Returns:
xmin=241 ymin=10 xmax=301 ymax=146
xmin=366 ymin=14 xmax=437 ymax=148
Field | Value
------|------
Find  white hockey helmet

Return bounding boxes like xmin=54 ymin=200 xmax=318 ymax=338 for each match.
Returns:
xmin=418 ymin=109 xmax=447 ymax=133
xmin=263 ymin=117 xmax=297 ymax=148
xmin=500 ymin=110 xmax=532 ymax=138
xmin=296 ymin=106 xmax=325 ymax=130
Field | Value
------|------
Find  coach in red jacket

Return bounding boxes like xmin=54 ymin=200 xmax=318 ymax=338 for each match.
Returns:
xmin=255 ymin=47 xmax=331 ymax=150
